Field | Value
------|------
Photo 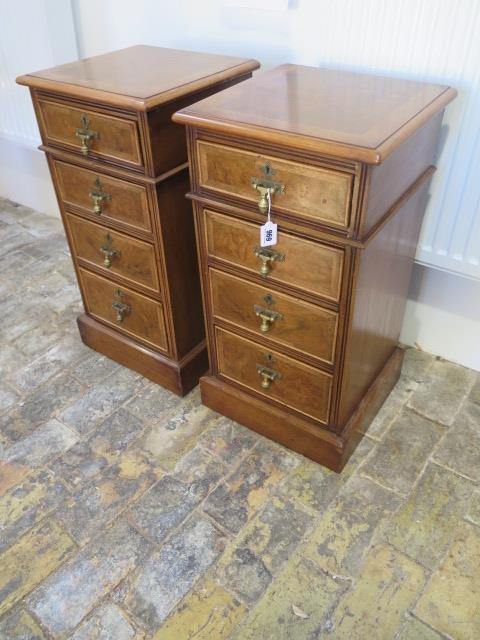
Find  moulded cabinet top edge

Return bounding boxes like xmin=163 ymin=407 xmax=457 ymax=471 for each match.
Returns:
xmin=172 ymin=64 xmax=457 ymax=164
xmin=16 ymin=45 xmax=260 ymax=112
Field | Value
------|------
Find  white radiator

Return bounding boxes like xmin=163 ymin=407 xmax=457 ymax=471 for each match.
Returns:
xmin=291 ymin=0 xmax=480 ymax=281
xmin=412 ymin=2 xmax=480 ymax=281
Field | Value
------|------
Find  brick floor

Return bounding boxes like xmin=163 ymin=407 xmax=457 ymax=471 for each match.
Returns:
xmin=0 ymin=196 xmax=479 ymax=639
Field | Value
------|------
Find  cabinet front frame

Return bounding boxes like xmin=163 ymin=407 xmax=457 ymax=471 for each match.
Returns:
xmin=191 ymin=196 xmax=354 ymax=432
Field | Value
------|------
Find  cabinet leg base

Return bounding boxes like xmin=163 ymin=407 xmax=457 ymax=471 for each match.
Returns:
xmin=77 ymin=314 xmax=208 ymax=396
xmin=200 ymin=347 xmax=404 ymax=472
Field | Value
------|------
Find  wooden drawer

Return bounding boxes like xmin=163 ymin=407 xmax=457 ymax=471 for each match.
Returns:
xmin=210 ymin=269 xmax=337 ymax=364
xmin=215 ymin=327 xmax=332 ymax=424
xmin=203 ymin=209 xmax=344 ymax=302
xmin=37 ymin=98 xmax=143 ymax=169
xmin=51 ymin=159 xmax=152 ymax=233
xmin=65 ymin=213 xmax=160 ymax=294
xmin=78 ymin=269 xmax=168 ymax=352
xmin=197 ymin=140 xmax=353 ymax=229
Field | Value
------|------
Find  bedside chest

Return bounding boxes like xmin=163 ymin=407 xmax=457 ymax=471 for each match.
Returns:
xmin=17 ymin=46 xmax=259 ymax=395
xmin=173 ymin=65 xmax=456 ymax=469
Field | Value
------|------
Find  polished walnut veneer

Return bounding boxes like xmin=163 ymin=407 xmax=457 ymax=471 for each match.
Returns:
xmin=173 ymin=64 xmax=456 ymax=470
xmin=17 ymin=45 xmax=259 ymax=395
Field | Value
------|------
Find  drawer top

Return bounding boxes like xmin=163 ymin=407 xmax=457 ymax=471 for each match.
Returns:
xmin=173 ymin=64 xmax=456 ymax=164
xmin=16 ymin=45 xmax=260 ymax=112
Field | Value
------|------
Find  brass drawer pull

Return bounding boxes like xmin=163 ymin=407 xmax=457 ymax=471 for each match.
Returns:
xmin=256 ymin=363 xmax=282 ymax=389
xmin=253 ymin=246 xmax=285 ymax=276
xmin=253 ymin=304 xmax=283 ymax=333
xmin=100 ymin=233 xmax=120 ymax=268
xmin=89 ymin=177 xmax=111 ymax=215
xmin=112 ymin=289 xmax=130 ymax=323
xmin=251 ymin=163 xmax=285 ymax=214
xmin=75 ymin=114 xmax=98 ymax=156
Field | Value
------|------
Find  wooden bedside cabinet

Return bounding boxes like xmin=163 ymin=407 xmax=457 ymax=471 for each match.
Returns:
xmin=17 ymin=46 xmax=259 ymax=395
xmin=173 ymin=65 xmax=456 ymax=470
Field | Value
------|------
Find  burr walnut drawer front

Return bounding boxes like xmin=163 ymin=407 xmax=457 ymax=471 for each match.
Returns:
xmin=203 ymin=209 xmax=344 ymax=302
xmin=65 ymin=213 xmax=160 ymax=294
xmin=197 ymin=140 xmax=353 ymax=229
xmin=37 ymin=97 xmax=143 ymax=169
xmin=51 ymin=160 xmax=152 ymax=233
xmin=215 ymin=327 xmax=332 ymax=424
xmin=78 ymin=269 xmax=168 ymax=352
xmin=209 ymin=269 xmax=338 ymax=365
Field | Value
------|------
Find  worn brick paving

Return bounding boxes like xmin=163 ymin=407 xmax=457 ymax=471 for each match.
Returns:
xmin=0 ymin=197 xmax=479 ymax=639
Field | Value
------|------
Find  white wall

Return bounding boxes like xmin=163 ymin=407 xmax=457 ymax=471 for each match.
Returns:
xmin=0 ymin=0 xmax=78 ymax=215
xmin=72 ymin=0 xmax=296 ymax=67
xmin=2 ymin=0 xmax=479 ymax=370
xmin=0 ymin=139 xmax=58 ymax=214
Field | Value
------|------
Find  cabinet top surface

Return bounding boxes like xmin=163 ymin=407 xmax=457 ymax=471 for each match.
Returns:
xmin=173 ymin=64 xmax=456 ymax=163
xmin=16 ymin=45 xmax=260 ymax=111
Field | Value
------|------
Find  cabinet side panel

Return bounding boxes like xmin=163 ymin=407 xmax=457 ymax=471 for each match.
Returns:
xmin=337 ymin=179 xmax=431 ymax=429
xmin=360 ymin=111 xmax=443 ymax=236
xmin=156 ymin=169 xmax=205 ymax=359
xmin=148 ymin=74 xmax=254 ymax=177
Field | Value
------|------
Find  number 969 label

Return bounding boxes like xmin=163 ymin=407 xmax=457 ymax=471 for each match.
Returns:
xmin=260 ymin=220 xmax=277 ymax=247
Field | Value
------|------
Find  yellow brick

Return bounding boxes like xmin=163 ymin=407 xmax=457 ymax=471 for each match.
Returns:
xmin=1 ymin=473 xmax=50 ymax=527
xmin=142 ymin=405 xmax=217 ymax=471
xmin=302 ymin=507 xmax=369 ymax=575
xmin=0 ymin=461 xmax=29 ymax=497
xmin=384 ymin=463 xmax=472 ymax=569
xmin=0 ymin=609 xmax=45 ymax=638
xmin=217 ymin=495 xmax=310 ymax=575
xmin=415 ymin=523 xmax=480 ymax=640
xmin=0 ymin=520 xmax=75 ymax=616
xmin=282 ymin=439 xmax=373 ymax=512
xmin=330 ymin=545 xmax=425 ymax=639
xmin=153 ymin=578 xmax=246 ymax=640
xmin=301 ymin=476 xmax=399 ymax=576
xmin=231 ymin=556 xmax=345 ymax=639
xmin=466 ymin=489 xmax=480 ymax=526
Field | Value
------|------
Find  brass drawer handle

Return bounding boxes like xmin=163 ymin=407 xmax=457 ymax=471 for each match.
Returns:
xmin=111 ymin=290 xmax=130 ymax=323
xmin=75 ymin=114 xmax=98 ymax=156
xmin=251 ymin=163 xmax=285 ymax=214
xmin=89 ymin=177 xmax=111 ymax=215
xmin=253 ymin=246 xmax=285 ymax=276
xmin=100 ymin=233 xmax=120 ymax=268
xmin=256 ymin=363 xmax=282 ymax=389
xmin=253 ymin=304 xmax=283 ymax=333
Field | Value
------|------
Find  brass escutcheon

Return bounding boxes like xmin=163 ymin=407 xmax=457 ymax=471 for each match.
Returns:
xmin=251 ymin=181 xmax=286 ymax=215
xmin=251 ymin=163 xmax=285 ymax=214
xmin=253 ymin=304 xmax=283 ymax=333
xmin=253 ymin=246 xmax=285 ymax=276
xmin=89 ymin=177 xmax=111 ymax=215
xmin=75 ymin=114 xmax=98 ymax=156
xmin=100 ymin=233 xmax=120 ymax=268
xmin=111 ymin=289 xmax=130 ymax=323
xmin=256 ymin=363 xmax=282 ymax=389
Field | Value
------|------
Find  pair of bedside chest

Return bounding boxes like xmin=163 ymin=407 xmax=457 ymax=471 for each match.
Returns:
xmin=18 ymin=46 xmax=456 ymax=471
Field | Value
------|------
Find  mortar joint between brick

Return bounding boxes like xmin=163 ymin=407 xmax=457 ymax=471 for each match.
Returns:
xmin=408 ymin=611 xmax=455 ymax=640
xmin=357 ymin=468 xmax=410 ymax=499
